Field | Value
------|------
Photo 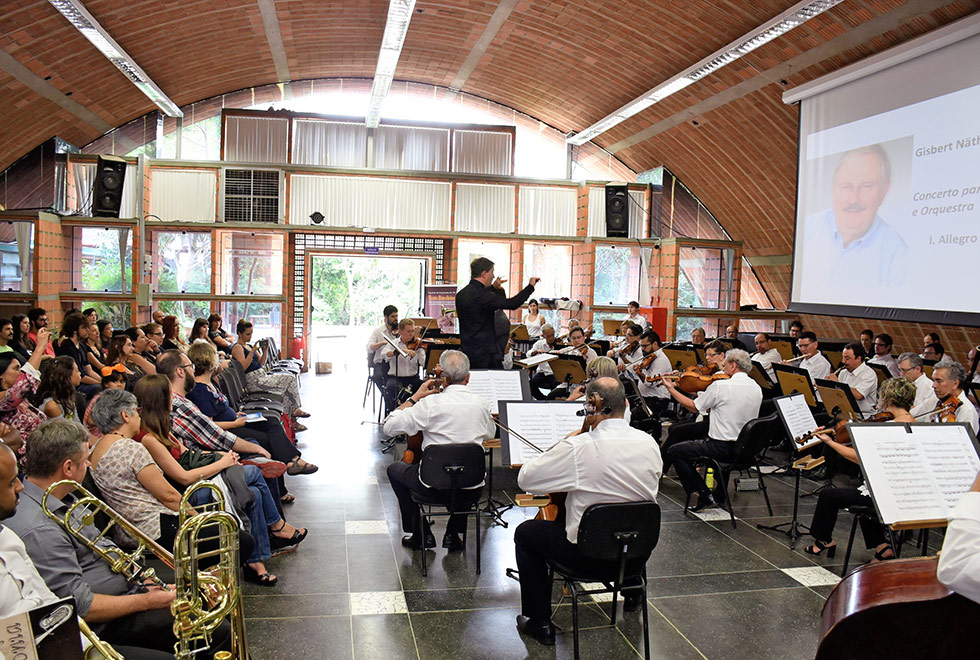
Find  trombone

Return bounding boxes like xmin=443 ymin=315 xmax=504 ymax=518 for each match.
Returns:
xmin=78 ymin=618 xmax=125 ymax=660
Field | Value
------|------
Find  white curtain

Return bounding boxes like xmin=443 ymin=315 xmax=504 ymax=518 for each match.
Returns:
xmin=224 ymin=116 xmax=288 ymax=163
xmin=150 ymin=169 xmax=217 ymax=222
xmin=70 ymin=162 xmax=139 ymax=217
xmin=373 ymin=126 xmax=449 ymax=172
xmin=453 ymin=130 xmax=512 ymax=175
xmin=289 ymin=174 xmax=450 ymax=231
xmin=588 ymin=187 xmax=645 ymax=238
xmin=454 ymin=183 xmax=514 ymax=234
xmin=518 ymin=186 xmax=576 ymax=236
xmin=292 ymin=120 xmax=367 ymax=168
xmin=13 ymin=222 xmax=32 ymax=293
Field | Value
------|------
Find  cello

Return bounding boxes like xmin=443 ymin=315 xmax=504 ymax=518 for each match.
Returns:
xmin=401 ymin=367 xmax=450 ymax=465
xmin=815 ymin=557 xmax=980 ymax=660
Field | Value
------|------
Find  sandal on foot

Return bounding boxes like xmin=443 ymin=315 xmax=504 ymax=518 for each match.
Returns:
xmin=286 ymin=460 xmax=318 ymax=475
xmin=244 ymin=565 xmax=278 ymax=586
xmin=280 ymin=493 xmax=296 ymax=504
xmin=803 ymin=540 xmax=837 ymax=558
xmin=293 ymin=422 xmax=308 ymax=432
xmin=271 ymin=523 xmax=308 ymax=550
xmin=873 ymin=547 xmax=895 ymax=562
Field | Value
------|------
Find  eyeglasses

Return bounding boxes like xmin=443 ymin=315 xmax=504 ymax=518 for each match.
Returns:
xmin=898 ymin=366 xmax=916 ymax=374
xmin=179 ymin=363 xmax=193 ymax=370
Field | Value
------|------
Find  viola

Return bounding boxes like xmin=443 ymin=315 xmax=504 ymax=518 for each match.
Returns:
xmin=676 ymin=366 xmax=729 ymax=393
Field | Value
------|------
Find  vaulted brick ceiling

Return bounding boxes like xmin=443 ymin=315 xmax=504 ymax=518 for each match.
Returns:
xmin=1 ymin=0 xmax=978 ymax=304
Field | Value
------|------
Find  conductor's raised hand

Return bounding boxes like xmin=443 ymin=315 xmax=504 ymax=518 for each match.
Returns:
xmin=492 ymin=277 xmax=507 ymax=290
xmin=528 ymin=277 xmax=541 ymax=287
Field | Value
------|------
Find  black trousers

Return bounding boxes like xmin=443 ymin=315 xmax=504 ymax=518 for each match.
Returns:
xmin=386 ymin=461 xmax=480 ymax=536
xmin=99 ymin=606 xmax=232 ymax=660
xmin=514 ymin=519 xmax=646 ymax=622
xmin=385 ymin=375 xmax=422 ymax=413
xmin=666 ymin=438 xmax=737 ymax=497
xmin=530 ymin=373 xmax=558 ymax=400
xmin=809 ymin=487 xmax=886 ymax=548
xmin=660 ymin=419 xmax=710 ymax=475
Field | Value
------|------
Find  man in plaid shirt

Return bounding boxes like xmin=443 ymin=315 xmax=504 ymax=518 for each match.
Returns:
xmin=158 ymin=350 xmax=286 ymax=479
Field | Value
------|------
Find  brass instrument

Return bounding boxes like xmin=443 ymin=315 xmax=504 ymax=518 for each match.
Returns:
xmin=440 ymin=306 xmax=456 ymax=316
xmin=41 ymin=480 xmax=171 ymax=591
xmin=79 ymin=618 xmax=126 ymax=660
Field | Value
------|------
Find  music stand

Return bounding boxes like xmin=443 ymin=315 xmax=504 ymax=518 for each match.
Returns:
xmin=815 ymin=379 xmax=861 ymax=420
xmin=773 ymin=362 xmax=818 ymax=408
xmin=602 ymin=319 xmax=624 ymax=337
xmin=510 ymin=324 xmax=530 ymax=341
xmin=867 ymin=362 xmax=893 ymax=387
xmin=663 ymin=346 xmax=699 ymax=372
xmin=819 ymin=341 xmax=848 ymax=371
xmin=771 ymin=340 xmax=795 ymax=361
xmin=550 ymin=357 xmax=587 ymax=390
xmin=749 ymin=359 xmax=776 ymax=391
xmin=424 ymin=346 xmax=449 ymax=374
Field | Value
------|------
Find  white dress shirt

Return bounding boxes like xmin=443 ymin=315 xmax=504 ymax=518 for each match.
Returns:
xmin=636 ymin=349 xmax=671 ymax=399
xmin=938 ymin=491 xmax=980 ymax=605
xmin=694 ymin=372 xmax=763 ymax=442
xmin=385 ymin=339 xmax=425 ymax=378
xmin=909 ymin=372 xmax=938 ymax=418
xmin=948 ymin=391 xmax=980 ymax=434
xmin=367 ymin=324 xmax=398 ymax=364
xmin=518 ymin=417 xmax=662 ymax=543
xmin=752 ymin=348 xmax=782 ymax=381
xmin=839 ymin=362 xmax=879 ymax=414
xmin=624 ymin=313 xmax=648 ymax=330
xmin=529 ymin=338 xmax=557 ymax=376
xmin=869 ymin=353 xmax=900 ymax=378
xmin=800 ymin=351 xmax=832 ymax=381
xmin=382 ymin=384 xmax=495 ymax=452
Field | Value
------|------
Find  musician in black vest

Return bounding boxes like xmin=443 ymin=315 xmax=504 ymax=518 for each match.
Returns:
xmin=455 ymin=257 xmax=538 ymax=370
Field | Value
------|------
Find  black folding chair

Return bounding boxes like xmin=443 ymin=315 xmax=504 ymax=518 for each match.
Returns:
xmin=547 ymin=501 xmax=661 ymax=660
xmin=410 ymin=444 xmax=486 ymax=578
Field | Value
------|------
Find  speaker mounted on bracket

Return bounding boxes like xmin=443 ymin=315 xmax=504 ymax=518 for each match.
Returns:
xmin=93 ymin=155 xmax=127 ymax=218
xmin=605 ymin=183 xmax=629 ymax=238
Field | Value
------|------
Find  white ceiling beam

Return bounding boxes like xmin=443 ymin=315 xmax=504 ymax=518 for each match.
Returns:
xmin=366 ymin=0 xmax=417 ymax=128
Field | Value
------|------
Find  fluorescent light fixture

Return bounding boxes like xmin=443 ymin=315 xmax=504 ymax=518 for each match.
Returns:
xmin=366 ymin=0 xmax=417 ymax=128
xmin=567 ymin=0 xmax=843 ymax=146
xmin=47 ymin=0 xmax=182 ymax=117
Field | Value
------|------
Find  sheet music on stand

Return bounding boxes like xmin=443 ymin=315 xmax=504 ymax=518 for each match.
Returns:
xmin=852 ymin=422 xmax=980 ymax=529
xmin=774 ymin=393 xmax=820 ymax=451
xmin=498 ymin=401 xmax=583 ymax=466
xmin=466 ymin=369 xmax=531 ymax=415
xmin=514 ymin=352 xmax=558 ymax=369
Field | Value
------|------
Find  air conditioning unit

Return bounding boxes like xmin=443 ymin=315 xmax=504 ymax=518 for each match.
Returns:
xmin=220 ymin=168 xmax=283 ymax=223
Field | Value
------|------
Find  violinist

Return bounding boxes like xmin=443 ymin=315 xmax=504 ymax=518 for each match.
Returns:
xmin=384 ymin=319 xmax=425 ymax=413
xmin=931 ymin=362 xmax=979 ymax=433
xmin=897 ymin=352 xmax=937 ymax=417
xmin=383 ymin=350 xmax=495 ymax=551
xmin=366 ymin=305 xmax=399 ymax=390
xmin=804 ymin=378 xmax=917 ymax=560
xmin=609 ymin=322 xmax=641 ymax=365
xmin=513 ymin=378 xmax=661 ymax=646
xmin=662 ymin=349 xmax=762 ymax=512
xmin=563 ymin=327 xmax=598 ymax=363
xmin=633 ymin=330 xmax=671 ymax=417
xmin=826 ymin=343 xmax=878 ymax=415
xmin=528 ymin=324 xmax=559 ymax=400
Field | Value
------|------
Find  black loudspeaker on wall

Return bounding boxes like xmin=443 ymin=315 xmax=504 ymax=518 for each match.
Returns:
xmin=605 ymin=184 xmax=629 ymax=238
xmin=93 ymin=155 xmax=127 ymax=217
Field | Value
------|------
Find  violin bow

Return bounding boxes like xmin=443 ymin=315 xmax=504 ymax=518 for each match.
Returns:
xmin=491 ymin=416 xmax=547 ymax=454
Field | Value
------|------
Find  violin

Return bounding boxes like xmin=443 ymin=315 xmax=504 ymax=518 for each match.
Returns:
xmin=933 ymin=395 xmax=962 ymax=423
xmin=633 ymin=352 xmax=656 ymax=373
xmin=795 ymin=410 xmax=896 ymax=446
xmin=675 ymin=365 xmax=729 ymax=393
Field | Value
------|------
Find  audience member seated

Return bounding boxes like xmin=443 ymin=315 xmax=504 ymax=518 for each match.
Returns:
xmin=208 ymin=314 xmax=234 ymax=355
xmin=186 ymin=342 xmax=317 ymax=499
xmin=97 ymin=319 xmax=114 ymax=346
xmin=53 ymin=313 xmax=101 ymax=398
xmin=804 ymin=378 xmax=917 ymax=561
xmin=27 ymin=308 xmax=54 ymax=357
xmin=106 ymin=333 xmax=156 ymax=386
xmin=36 ymin=355 xmax=82 ymax=421
xmin=0 ymin=317 xmax=27 ymax=365
xmin=231 ymin=320 xmax=308 ymax=426
xmin=83 ymin=367 xmax=129 ymax=441
xmin=6 ymin=418 xmax=234 ymax=658
xmin=189 ymin=317 xmax=212 ymax=346
xmin=10 ymin=314 xmax=34 ymax=358
xmin=140 ymin=323 xmax=165 ymax=363
xmin=83 ymin=316 xmax=106 ymax=367
xmin=0 ymin=328 xmax=49 ymax=449
xmin=161 ymin=315 xmax=188 ymax=353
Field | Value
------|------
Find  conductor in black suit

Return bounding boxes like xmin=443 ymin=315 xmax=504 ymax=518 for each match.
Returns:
xmin=456 ymin=257 xmax=539 ymax=369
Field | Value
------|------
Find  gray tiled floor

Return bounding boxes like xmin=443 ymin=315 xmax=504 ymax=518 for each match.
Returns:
xmin=240 ymin=367 xmax=940 ymax=659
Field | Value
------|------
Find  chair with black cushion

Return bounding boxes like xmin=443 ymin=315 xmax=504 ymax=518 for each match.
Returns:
xmin=547 ymin=501 xmax=661 ymax=660
xmin=410 ymin=444 xmax=486 ymax=578
xmin=682 ymin=413 xmax=781 ymax=528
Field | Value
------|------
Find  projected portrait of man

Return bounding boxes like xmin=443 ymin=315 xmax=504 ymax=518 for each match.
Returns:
xmin=803 ymin=143 xmax=907 ymax=291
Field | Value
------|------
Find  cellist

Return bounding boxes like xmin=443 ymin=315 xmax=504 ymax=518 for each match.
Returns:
xmin=513 ymin=378 xmax=662 ymax=647
xmin=382 ymin=350 xmax=495 ymax=551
